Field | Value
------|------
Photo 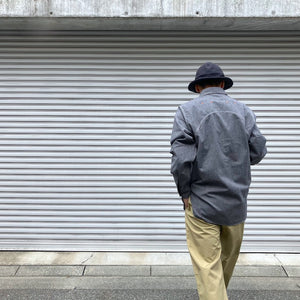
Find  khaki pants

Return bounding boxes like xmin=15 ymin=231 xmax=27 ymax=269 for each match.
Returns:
xmin=185 ymin=200 xmax=244 ymax=300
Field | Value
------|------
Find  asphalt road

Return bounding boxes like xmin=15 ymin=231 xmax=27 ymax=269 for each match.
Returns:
xmin=0 ymin=289 xmax=299 ymax=300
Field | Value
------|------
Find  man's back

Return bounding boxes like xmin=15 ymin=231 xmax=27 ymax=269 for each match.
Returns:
xmin=171 ymin=87 xmax=267 ymax=226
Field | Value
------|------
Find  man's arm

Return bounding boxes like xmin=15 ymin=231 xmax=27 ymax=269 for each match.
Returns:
xmin=246 ymin=110 xmax=267 ymax=165
xmin=170 ymin=107 xmax=197 ymax=204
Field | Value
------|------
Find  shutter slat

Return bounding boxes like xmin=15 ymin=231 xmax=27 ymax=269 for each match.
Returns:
xmin=0 ymin=31 xmax=299 ymax=252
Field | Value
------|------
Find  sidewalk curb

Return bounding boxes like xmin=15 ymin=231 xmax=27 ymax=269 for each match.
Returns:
xmin=0 ymin=265 xmax=299 ymax=278
xmin=0 ymin=252 xmax=299 ymax=266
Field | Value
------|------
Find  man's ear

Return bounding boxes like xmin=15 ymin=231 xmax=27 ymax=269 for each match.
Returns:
xmin=220 ymin=81 xmax=225 ymax=89
xmin=195 ymin=84 xmax=201 ymax=93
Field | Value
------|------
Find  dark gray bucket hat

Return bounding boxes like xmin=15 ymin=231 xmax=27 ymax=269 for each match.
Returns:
xmin=188 ymin=62 xmax=233 ymax=93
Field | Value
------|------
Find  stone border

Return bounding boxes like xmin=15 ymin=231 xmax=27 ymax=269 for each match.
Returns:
xmin=0 ymin=252 xmax=299 ymax=266
xmin=0 ymin=264 xmax=298 ymax=278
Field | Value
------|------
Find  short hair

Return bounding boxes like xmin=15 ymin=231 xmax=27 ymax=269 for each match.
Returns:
xmin=197 ymin=78 xmax=224 ymax=88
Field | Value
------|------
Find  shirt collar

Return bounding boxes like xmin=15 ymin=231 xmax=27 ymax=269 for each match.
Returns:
xmin=199 ymin=87 xmax=226 ymax=96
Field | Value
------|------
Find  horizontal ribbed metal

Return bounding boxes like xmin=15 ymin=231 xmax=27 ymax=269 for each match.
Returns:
xmin=0 ymin=31 xmax=299 ymax=252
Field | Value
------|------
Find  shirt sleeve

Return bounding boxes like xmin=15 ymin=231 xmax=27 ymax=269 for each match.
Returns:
xmin=246 ymin=109 xmax=267 ymax=165
xmin=170 ymin=107 xmax=197 ymax=199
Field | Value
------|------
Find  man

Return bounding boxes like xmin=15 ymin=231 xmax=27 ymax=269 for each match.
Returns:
xmin=170 ymin=62 xmax=267 ymax=300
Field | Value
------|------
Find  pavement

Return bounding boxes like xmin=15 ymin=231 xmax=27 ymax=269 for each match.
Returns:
xmin=0 ymin=264 xmax=299 ymax=299
xmin=0 ymin=253 xmax=298 ymax=299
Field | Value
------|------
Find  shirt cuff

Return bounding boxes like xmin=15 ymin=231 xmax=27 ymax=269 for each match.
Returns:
xmin=181 ymin=193 xmax=190 ymax=200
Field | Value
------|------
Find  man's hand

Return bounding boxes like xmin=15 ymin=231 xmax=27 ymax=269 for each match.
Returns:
xmin=183 ymin=198 xmax=190 ymax=210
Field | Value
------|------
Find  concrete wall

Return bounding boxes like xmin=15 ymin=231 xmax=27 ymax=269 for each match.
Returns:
xmin=0 ymin=1 xmax=300 ymax=32
xmin=1 ymin=0 xmax=300 ymax=17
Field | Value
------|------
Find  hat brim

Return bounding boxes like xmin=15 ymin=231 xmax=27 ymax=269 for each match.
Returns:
xmin=188 ymin=77 xmax=233 ymax=93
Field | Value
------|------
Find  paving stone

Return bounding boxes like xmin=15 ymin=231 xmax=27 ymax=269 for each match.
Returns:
xmin=0 ymin=266 xmax=18 ymax=277
xmin=16 ymin=266 xmax=84 ymax=277
xmin=86 ymin=252 xmax=191 ymax=266
xmin=237 ymin=253 xmax=279 ymax=265
xmin=284 ymin=266 xmax=300 ymax=277
xmin=151 ymin=265 xmax=194 ymax=276
xmin=0 ymin=252 xmax=299 ymax=267
xmin=84 ymin=265 xmax=150 ymax=276
xmin=229 ymin=277 xmax=300 ymax=291
xmin=233 ymin=265 xmax=286 ymax=277
xmin=276 ymin=254 xmax=300 ymax=266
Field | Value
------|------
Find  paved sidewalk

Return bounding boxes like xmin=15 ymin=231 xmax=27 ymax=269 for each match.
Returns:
xmin=1 ymin=264 xmax=299 ymax=279
xmin=0 ymin=253 xmax=299 ymax=299
xmin=0 ymin=289 xmax=299 ymax=300
xmin=0 ymin=264 xmax=299 ymax=299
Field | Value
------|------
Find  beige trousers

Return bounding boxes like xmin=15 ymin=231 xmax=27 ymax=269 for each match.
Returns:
xmin=185 ymin=200 xmax=244 ymax=300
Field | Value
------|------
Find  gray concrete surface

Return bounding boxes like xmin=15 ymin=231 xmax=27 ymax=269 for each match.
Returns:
xmin=1 ymin=0 xmax=300 ymax=30
xmin=0 ymin=265 xmax=18 ymax=276
xmin=0 ymin=290 xmax=299 ymax=300
xmin=1 ymin=0 xmax=300 ymax=17
xmin=1 ymin=265 xmax=299 ymax=280
xmin=0 ymin=262 xmax=298 ymax=299
xmin=16 ymin=265 xmax=84 ymax=277
xmin=0 ymin=252 xmax=298 ymax=266
xmin=232 ymin=265 xmax=287 ymax=277
xmin=0 ymin=275 xmax=299 ymax=290
xmin=84 ymin=265 xmax=150 ymax=277
xmin=0 ymin=265 xmax=299 ymax=290
xmin=151 ymin=265 xmax=194 ymax=276
xmin=285 ymin=266 xmax=300 ymax=277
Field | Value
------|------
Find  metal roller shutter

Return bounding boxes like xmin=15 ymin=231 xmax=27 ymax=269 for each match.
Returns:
xmin=0 ymin=31 xmax=299 ymax=252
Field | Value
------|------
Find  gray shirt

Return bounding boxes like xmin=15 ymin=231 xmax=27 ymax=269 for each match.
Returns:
xmin=170 ymin=87 xmax=267 ymax=226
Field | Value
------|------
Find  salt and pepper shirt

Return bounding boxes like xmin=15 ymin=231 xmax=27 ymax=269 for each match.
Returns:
xmin=170 ymin=87 xmax=267 ymax=226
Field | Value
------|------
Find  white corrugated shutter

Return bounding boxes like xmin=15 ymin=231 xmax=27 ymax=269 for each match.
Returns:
xmin=0 ymin=31 xmax=299 ymax=252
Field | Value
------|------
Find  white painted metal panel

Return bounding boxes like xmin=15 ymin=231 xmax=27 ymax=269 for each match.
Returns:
xmin=0 ymin=31 xmax=299 ymax=252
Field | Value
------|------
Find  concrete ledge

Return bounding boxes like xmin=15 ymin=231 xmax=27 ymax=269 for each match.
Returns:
xmin=229 ymin=277 xmax=300 ymax=291
xmin=233 ymin=266 xmax=286 ymax=277
xmin=238 ymin=253 xmax=282 ymax=266
xmin=1 ymin=17 xmax=300 ymax=31
xmin=0 ymin=252 xmax=191 ymax=266
xmin=151 ymin=265 xmax=194 ymax=276
xmin=16 ymin=266 xmax=84 ymax=277
xmin=284 ymin=266 xmax=300 ymax=278
xmin=276 ymin=254 xmax=300 ymax=266
xmin=84 ymin=266 xmax=150 ymax=277
xmin=0 ymin=265 xmax=299 ymax=279
xmin=0 ymin=266 xmax=18 ymax=277
xmin=0 ymin=252 xmax=299 ymax=266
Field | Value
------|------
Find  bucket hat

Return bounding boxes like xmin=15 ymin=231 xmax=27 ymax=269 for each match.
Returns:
xmin=188 ymin=62 xmax=233 ymax=93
